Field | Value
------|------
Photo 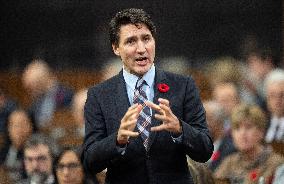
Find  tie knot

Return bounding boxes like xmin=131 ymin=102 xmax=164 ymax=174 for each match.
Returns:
xmin=135 ymin=78 xmax=145 ymax=89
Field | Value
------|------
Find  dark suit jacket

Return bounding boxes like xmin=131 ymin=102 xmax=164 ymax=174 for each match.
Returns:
xmin=82 ymin=69 xmax=213 ymax=184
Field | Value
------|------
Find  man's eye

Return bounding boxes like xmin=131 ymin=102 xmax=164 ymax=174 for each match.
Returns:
xmin=143 ymin=37 xmax=150 ymax=42
xmin=126 ymin=39 xmax=135 ymax=44
xmin=145 ymin=37 xmax=150 ymax=41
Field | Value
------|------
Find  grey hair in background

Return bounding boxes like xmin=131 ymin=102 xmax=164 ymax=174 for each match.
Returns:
xmin=203 ymin=100 xmax=226 ymax=123
xmin=158 ymin=56 xmax=190 ymax=75
xmin=264 ymin=68 xmax=284 ymax=96
xmin=24 ymin=133 xmax=60 ymax=161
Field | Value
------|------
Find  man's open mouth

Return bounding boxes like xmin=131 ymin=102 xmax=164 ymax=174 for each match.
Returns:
xmin=136 ymin=57 xmax=148 ymax=62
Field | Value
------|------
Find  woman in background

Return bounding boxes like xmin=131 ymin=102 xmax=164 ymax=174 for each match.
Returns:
xmin=214 ymin=104 xmax=284 ymax=184
xmin=54 ymin=147 xmax=99 ymax=184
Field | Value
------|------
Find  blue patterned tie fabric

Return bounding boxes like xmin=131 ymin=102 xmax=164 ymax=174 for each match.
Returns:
xmin=133 ymin=77 xmax=151 ymax=150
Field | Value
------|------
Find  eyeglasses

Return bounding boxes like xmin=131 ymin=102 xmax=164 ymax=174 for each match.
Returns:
xmin=24 ymin=155 xmax=48 ymax=163
xmin=56 ymin=162 xmax=81 ymax=171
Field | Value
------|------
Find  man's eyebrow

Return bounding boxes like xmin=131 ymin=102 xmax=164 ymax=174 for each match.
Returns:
xmin=126 ymin=36 xmax=137 ymax=40
xmin=123 ymin=33 xmax=152 ymax=43
xmin=140 ymin=32 xmax=151 ymax=36
xmin=124 ymin=36 xmax=137 ymax=42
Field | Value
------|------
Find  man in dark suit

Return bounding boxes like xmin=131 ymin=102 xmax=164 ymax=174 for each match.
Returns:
xmin=82 ymin=8 xmax=213 ymax=184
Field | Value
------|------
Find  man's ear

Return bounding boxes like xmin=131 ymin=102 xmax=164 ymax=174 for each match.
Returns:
xmin=112 ymin=44 xmax=120 ymax=56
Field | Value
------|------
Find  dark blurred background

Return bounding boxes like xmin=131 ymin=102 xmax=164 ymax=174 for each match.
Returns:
xmin=0 ymin=0 xmax=282 ymax=71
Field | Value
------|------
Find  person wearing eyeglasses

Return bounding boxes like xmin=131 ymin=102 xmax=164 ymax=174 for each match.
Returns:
xmin=54 ymin=147 xmax=98 ymax=184
xmin=18 ymin=133 xmax=59 ymax=184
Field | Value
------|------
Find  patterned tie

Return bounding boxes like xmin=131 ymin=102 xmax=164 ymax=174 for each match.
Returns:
xmin=133 ymin=77 xmax=151 ymax=150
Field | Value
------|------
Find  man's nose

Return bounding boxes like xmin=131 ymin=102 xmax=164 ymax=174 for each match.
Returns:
xmin=31 ymin=160 xmax=40 ymax=170
xmin=62 ymin=167 xmax=70 ymax=175
xmin=239 ymin=127 xmax=246 ymax=136
xmin=137 ymin=41 xmax=146 ymax=53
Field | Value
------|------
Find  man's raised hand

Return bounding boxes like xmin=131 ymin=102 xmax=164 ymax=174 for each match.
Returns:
xmin=117 ymin=104 xmax=142 ymax=145
xmin=146 ymin=98 xmax=182 ymax=134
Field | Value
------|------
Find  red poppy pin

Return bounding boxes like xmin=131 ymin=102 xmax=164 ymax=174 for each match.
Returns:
xmin=211 ymin=151 xmax=220 ymax=162
xmin=157 ymin=83 xmax=170 ymax=93
xmin=249 ymin=169 xmax=258 ymax=182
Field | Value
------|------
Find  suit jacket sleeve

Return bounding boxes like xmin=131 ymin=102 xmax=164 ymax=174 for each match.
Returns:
xmin=82 ymin=86 xmax=122 ymax=174
xmin=179 ymin=76 xmax=213 ymax=162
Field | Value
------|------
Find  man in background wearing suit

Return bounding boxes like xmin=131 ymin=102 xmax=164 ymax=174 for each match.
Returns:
xmin=82 ymin=8 xmax=213 ymax=184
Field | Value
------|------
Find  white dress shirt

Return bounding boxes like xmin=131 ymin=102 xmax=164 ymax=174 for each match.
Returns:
xmin=265 ymin=116 xmax=284 ymax=143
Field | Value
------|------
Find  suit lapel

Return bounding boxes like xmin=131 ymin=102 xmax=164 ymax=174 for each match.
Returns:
xmin=114 ymin=71 xmax=130 ymax=130
xmin=148 ymin=69 xmax=170 ymax=149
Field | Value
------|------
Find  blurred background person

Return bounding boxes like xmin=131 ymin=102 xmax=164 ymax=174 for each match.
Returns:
xmin=0 ymin=165 xmax=12 ymax=184
xmin=203 ymin=100 xmax=236 ymax=172
xmin=54 ymin=147 xmax=98 ymax=184
xmin=206 ymin=57 xmax=243 ymax=134
xmin=158 ymin=56 xmax=190 ymax=75
xmin=214 ymin=104 xmax=284 ymax=184
xmin=0 ymin=88 xmax=18 ymax=135
xmin=264 ymin=69 xmax=284 ymax=143
xmin=71 ymin=89 xmax=88 ymax=138
xmin=22 ymin=59 xmax=74 ymax=130
xmin=19 ymin=133 xmax=59 ymax=184
xmin=206 ymin=57 xmax=242 ymax=89
xmin=2 ymin=109 xmax=33 ymax=182
xmin=100 ymin=58 xmax=122 ymax=81
xmin=0 ymin=88 xmax=17 ymax=163
xmin=187 ymin=157 xmax=215 ymax=184
xmin=243 ymin=46 xmax=277 ymax=110
xmin=212 ymin=82 xmax=241 ymax=133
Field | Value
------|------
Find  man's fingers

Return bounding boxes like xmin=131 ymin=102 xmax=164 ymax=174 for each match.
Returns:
xmin=145 ymin=101 xmax=159 ymax=110
xmin=123 ymin=104 xmax=142 ymax=121
xmin=120 ymin=118 xmax=138 ymax=130
xmin=154 ymin=114 xmax=168 ymax=122
xmin=122 ymin=104 xmax=138 ymax=120
xmin=159 ymin=103 xmax=171 ymax=115
xmin=146 ymin=101 xmax=164 ymax=114
xmin=158 ymin=98 xmax=170 ymax=107
xmin=151 ymin=124 xmax=167 ymax=132
xmin=120 ymin=129 xmax=139 ymax=137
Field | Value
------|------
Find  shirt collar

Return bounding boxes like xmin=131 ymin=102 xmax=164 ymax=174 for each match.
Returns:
xmin=272 ymin=116 xmax=284 ymax=125
xmin=123 ymin=64 xmax=155 ymax=90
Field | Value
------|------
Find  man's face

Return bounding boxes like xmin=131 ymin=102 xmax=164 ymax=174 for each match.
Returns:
xmin=267 ymin=81 xmax=284 ymax=117
xmin=204 ymin=106 xmax=222 ymax=141
xmin=112 ymin=23 xmax=155 ymax=76
xmin=8 ymin=111 xmax=32 ymax=149
xmin=22 ymin=62 xmax=49 ymax=98
xmin=213 ymin=83 xmax=239 ymax=116
xmin=24 ymin=144 xmax=53 ymax=179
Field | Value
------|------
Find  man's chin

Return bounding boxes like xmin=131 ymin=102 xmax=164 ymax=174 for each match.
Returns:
xmin=30 ymin=172 xmax=49 ymax=183
xmin=133 ymin=66 xmax=151 ymax=76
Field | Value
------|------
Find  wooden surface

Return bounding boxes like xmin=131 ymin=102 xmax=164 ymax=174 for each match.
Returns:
xmin=0 ymin=70 xmax=102 ymax=108
xmin=39 ymin=109 xmax=83 ymax=147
